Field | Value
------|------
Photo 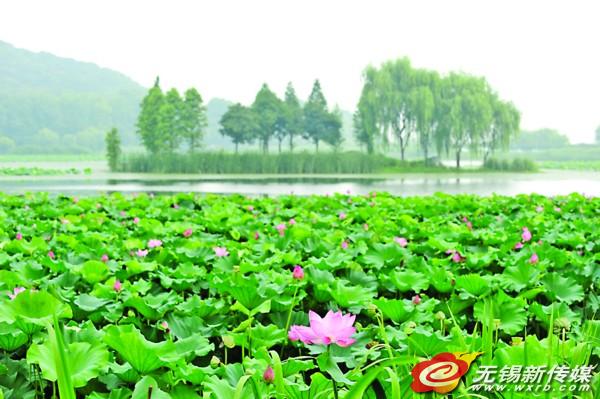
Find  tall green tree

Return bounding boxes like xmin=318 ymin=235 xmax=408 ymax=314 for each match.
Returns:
xmin=481 ymin=98 xmax=520 ymax=162
xmin=281 ymin=83 xmax=303 ymax=152
xmin=136 ymin=77 xmax=164 ymax=154
xmin=303 ymin=80 xmax=330 ymax=152
xmin=354 ymin=66 xmax=384 ymax=154
xmin=105 ymin=128 xmax=121 ymax=171
xmin=158 ymin=88 xmax=184 ymax=153
xmin=409 ymin=70 xmax=438 ymax=164
xmin=219 ymin=104 xmax=258 ymax=153
xmin=181 ymin=88 xmax=207 ymax=153
xmin=252 ymin=84 xmax=282 ymax=153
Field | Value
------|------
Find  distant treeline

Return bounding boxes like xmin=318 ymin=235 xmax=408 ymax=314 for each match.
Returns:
xmin=135 ymin=78 xmax=343 ymax=155
xmin=126 ymin=57 xmax=522 ymax=169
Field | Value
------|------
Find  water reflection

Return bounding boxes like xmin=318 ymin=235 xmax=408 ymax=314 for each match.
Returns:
xmin=0 ymin=172 xmax=598 ymax=196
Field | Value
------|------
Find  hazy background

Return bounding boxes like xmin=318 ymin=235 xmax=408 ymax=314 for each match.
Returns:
xmin=1 ymin=0 xmax=599 ymax=144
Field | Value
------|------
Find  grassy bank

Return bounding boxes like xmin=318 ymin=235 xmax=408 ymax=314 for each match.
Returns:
xmin=118 ymin=151 xmax=538 ymax=174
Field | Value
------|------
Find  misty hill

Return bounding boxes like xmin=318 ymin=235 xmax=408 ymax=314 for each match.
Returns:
xmin=0 ymin=40 xmax=358 ymax=154
xmin=0 ymin=40 xmax=145 ymax=153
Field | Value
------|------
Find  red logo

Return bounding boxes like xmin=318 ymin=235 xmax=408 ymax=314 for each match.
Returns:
xmin=410 ymin=352 xmax=482 ymax=394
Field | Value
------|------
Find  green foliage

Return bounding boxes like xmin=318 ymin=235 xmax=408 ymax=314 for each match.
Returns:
xmin=181 ymin=88 xmax=208 ymax=153
xmin=0 ymin=192 xmax=597 ymax=398
xmin=105 ymin=127 xmax=121 ymax=171
xmin=136 ymin=77 xmax=165 ymax=154
xmin=484 ymin=157 xmax=537 ymax=171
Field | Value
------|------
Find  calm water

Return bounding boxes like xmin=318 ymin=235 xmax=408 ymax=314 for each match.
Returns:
xmin=0 ymin=170 xmax=598 ymax=196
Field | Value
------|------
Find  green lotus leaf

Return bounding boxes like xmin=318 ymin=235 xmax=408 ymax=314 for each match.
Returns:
xmin=373 ymin=298 xmax=413 ymax=324
xmin=542 ymin=274 xmax=584 ymax=304
xmin=455 ymin=274 xmax=490 ymax=297
xmin=473 ymin=292 xmax=528 ymax=335
xmin=26 ymin=340 xmax=109 ymax=388
xmin=8 ymin=290 xmax=72 ymax=326
xmin=79 ymin=260 xmax=109 ymax=284
xmin=131 ymin=376 xmax=171 ymax=399
xmin=390 ymin=270 xmax=429 ymax=293
xmin=104 ymin=324 xmax=171 ymax=374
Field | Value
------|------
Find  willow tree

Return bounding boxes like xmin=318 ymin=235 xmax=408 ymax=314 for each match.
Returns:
xmin=480 ymin=97 xmax=520 ymax=162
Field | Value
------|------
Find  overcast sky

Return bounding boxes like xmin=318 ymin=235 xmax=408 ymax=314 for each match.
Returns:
xmin=1 ymin=0 xmax=599 ymax=142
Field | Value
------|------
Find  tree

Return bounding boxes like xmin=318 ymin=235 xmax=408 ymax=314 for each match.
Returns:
xmin=481 ymin=98 xmax=520 ymax=162
xmin=303 ymin=80 xmax=330 ymax=152
xmin=136 ymin=77 xmax=164 ymax=154
xmin=409 ymin=70 xmax=437 ymax=164
xmin=322 ymin=107 xmax=343 ymax=150
xmin=158 ymin=88 xmax=185 ymax=153
xmin=181 ymin=88 xmax=207 ymax=153
xmin=219 ymin=104 xmax=258 ymax=153
xmin=105 ymin=128 xmax=121 ymax=171
xmin=354 ymin=66 xmax=384 ymax=154
xmin=281 ymin=83 xmax=303 ymax=152
xmin=252 ymin=84 xmax=282 ymax=153
xmin=595 ymin=126 xmax=600 ymax=144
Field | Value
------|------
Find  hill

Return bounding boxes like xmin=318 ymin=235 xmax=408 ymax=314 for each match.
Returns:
xmin=0 ymin=41 xmax=145 ymax=153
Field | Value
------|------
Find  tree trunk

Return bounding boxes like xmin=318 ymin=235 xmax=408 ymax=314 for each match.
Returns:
xmin=456 ymin=150 xmax=461 ymax=168
xmin=315 ymin=139 xmax=319 ymax=153
xmin=400 ymin=140 xmax=405 ymax=161
xmin=289 ymin=134 xmax=294 ymax=152
xmin=423 ymin=146 xmax=428 ymax=165
xmin=235 ymin=142 xmax=239 ymax=154
xmin=278 ymin=139 xmax=282 ymax=153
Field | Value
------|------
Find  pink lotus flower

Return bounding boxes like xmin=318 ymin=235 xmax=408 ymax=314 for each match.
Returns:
xmin=466 ymin=221 xmax=473 ymax=230
xmin=514 ymin=242 xmax=524 ymax=250
xmin=462 ymin=217 xmax=469 ymax=223
xmin=394 ymin=236 xmax=408 ymax=247
xmin=288 ymin=310 xmax=356 ymax=347
xmin=173 ymin=203 xmax=180 ymax=209
xmin=412 ymin=294 xmax=421 ymax=305
xmin=530 ymin=253 xmax=539 ymax=264
xmin=339 ymin=212 xmax=346 ymax=220
xmin=15 ymin=232 xmax=22 ymax=240
xmin=247 ymin=205 xmax=254 ymax=211
xmin=72 ymin=197 xmax=79 ymax=204
xmin=160 ymin=321 xmax=169 ymax=330
xmin=183 ymin=228 xmax=193 ymax=237
xmin=452 ymin=252 xmax=463 ymax=263
xmin=263 ymin=366 xmax=275 ymax=383
xmin=48 ymin=250 xmax=55 ymax=260
xmin=363 ymin=223 xmax=369 ymax=231
xmin=214 ymin=247 xmax=229 ymax=257
xmin=101 ymin=254 xmax=109 ymax=263
xmin=148 ymin=239 xmax=162 ymax=249
xmin=536 ymin=206 xmax=544 ymax=213
xmin=133 ymin=217 xmax=140 ymax=224
xmin=114 ymin=279 xmax=122 ymax=292
xmin=8 ymin=287 xmax=25 ymax=300
xmin=275 ymin=223 xmax=287 ymax=236
xmin=341 ymin=240 xmax=349 ymax=250
xmin=289 ymin=218 xmax=296 ymax=225
xmin=554 ymin=206 xmax=561 ymax=212
xmin=136 ymin=249 xmax=148 ymax=257
xmin=522 ymin=227 xmax=532 ymax=242
xmin=120 ymin=211 xmax=127 ymax=217
xmin=254 ymin=231 xmax=260 ymax=240
xmin=293 ymin=265 xmax=304 ymax=280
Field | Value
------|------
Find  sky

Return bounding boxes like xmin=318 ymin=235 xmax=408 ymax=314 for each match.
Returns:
xmin=1 ymin=0 xmax=599 ymax=143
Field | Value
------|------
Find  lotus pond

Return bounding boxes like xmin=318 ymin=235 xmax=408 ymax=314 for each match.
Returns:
xmin=0 ymin=192 xmax=598 ymax=398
